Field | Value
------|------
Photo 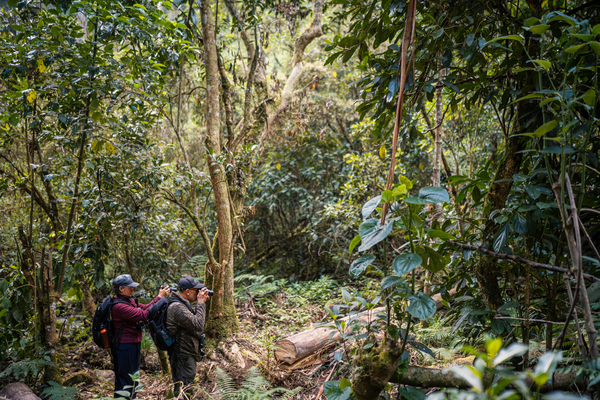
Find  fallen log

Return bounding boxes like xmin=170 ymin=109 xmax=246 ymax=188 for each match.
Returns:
xmin=0 ymin=383 xmax=41 ymax=400
xmin=275 ymin=307 xmax=385 ymax=365
xmin=390 ymin=366 xmax=585 ymax=392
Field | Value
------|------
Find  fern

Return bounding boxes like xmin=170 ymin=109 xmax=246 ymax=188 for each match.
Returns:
xmin=215 ymin=367 xmax=301 ymax=400
xmin=41 ymin=381 xmax=77 ymax=400
xmin=0 ymin=358 xmax=54 ymax=380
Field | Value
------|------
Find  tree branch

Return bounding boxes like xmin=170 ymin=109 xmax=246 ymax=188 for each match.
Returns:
xmin=446 ymin=240 xmax=598 ymax=282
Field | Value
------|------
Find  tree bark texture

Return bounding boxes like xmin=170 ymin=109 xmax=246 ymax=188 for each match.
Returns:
xmin=199 ymin=0 xmax=239 ymax=340
xmin=351 ymin=335 xmax=403 ymax=400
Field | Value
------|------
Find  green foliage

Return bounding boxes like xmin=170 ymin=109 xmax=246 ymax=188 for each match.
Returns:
xmin=202 ymin=367 xmax=301 ymax=400
xmin=0 ymin=357 xmax=53 ymax=380
xmin=427 ymin=337 xmax=584 ymax=400
xmin=41 ymin=381 xmax=78 ymax=400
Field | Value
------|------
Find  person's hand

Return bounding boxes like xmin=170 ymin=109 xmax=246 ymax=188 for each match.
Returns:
xmin=197 ymin=288 xmax=210 ymax=303
xmin=158 ymin=285 xmax=170 ymax=298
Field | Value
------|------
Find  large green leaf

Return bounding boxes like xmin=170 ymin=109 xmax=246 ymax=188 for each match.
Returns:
xmin=493 ymin=224 xmax=510 ymax=252
xmin=323 ymin=381 xmax=352 ymax=400
xmin=358 ymin=218 xmax=378 ymax=236
xmin=415 ymin=246 xmax=448 ymax=273
xmin=405 ymin=186 xmax=450 ymax=205
xmin=446 ymin=366 xmax=483 ymax=392
xmin=381 ymin=276 xmax=404 ymax=290
xmin=362 ymin=195 xmax=381 ymax=220
xmin=349 ymin=235 xmax=361 ymax=253
xmin=407 ymin=292 xmax=436 ymax=321
xmin=349 ymin=254 xmax=375 ymax=277
xmin=492 ymin=343 xmax=529 ymax=366
xmin=358 ymin=220 xmax=393 ymax=252
xmin=512 ymin=214 xmax=527 ymax=235
xmin=393 ymin=253 xmax=422 ymax=276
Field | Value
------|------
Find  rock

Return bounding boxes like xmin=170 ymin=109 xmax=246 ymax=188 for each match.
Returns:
xmin=221 ymin=342 xmax=246 ymax=369
xmin=95 ymin=369 xmax=115 ymax=383
xmin=64 ymin=371 xmax=95 ymax=386
xmin=0 ymin=383 xmax=41 ymax=400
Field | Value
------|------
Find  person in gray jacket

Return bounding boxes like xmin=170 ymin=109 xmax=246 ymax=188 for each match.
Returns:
xmin=166 ymin=276 xmax=210 ymax=395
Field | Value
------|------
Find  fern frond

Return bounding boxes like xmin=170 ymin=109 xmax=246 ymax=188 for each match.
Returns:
xmin=0 ymin=358 xmax=54 ymax=380
xmin=41 ymin=381 xmax=77 ymax=400
xmin=216 ymin=367 xmax=238 ymax=398
xmin=241 ymin=367 xmax=270 ymax=391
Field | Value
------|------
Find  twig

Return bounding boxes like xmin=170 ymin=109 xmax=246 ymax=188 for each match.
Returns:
xmin=447 ymin=240 xmax=598 ymax=281
xmin=493 ymin=316 xmax=565 ymax=325
xmin=578 ymin=215 xmax=600 ymax=262
xmin=315 ymin=365 xmax=336 ymax=400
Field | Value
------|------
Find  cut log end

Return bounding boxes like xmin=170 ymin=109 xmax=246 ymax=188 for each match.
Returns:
xmin=275 ymin=339 xmax=298 ymax=364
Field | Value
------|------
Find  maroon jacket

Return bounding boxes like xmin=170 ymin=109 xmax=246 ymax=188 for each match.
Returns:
xmin=111 ymin=295 xmax=161 ymax=344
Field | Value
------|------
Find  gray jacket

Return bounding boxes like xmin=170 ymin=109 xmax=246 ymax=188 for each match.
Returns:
xmin=166 ymin=293 xmax=206 ymax=360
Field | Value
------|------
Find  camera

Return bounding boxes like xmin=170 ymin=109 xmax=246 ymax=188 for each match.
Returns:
xmin=206 ymin=290 xmax=214 ymax=297
xmin=161 ymin=284 xmax=179 ymax=292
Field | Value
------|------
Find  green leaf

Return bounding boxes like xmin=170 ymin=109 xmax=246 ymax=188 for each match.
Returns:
xmin=397 ymin=386 xmax=426 ymax=400
xmin=493 ymin=224 xmax=510 ymax=252
xmin=565 ymin=43 xmax=588 ymax=54
xmin=433 ymin=28 xmax=444 ymax=39
xmin=359 ymin=218 xmax=378 ymax=236
xmin=323 ymin=381 xmax=352 ymax=400
xmin=393 ymin=253 xmax=422 ymax=276
xmin=571 ymin=34 xmax=594 ymax=42
xmin=349 ymin=254 xmax=375 ymax=277
xmin=382 ymin=276 xmax=404 ymax=290
xmin=447 ymin=366 xmax=483 ymax=392
xmin=362 ymin=195 xmax=381 ymax=219
xmin=531 ymin=60 xmax=551 ymax=70
xmin=407 ymin=292 xmax=436 ymax=321
xmin=427 ymin=229 xmax=455 ymax=240
xmin=415 ymin=246 xmax=448 ymax=273
xmin=358 ymin=220 xmax=393 ymax=252
xmin=382 ymin=190 xmax=394 ymax=203
xmin=349 ymin=235 xmax=361 ymax=253
xmin=534 ymin=351 xmax=562 ymax=375
xmin=405 ymin=186 xmax=450 ymax=205
xmin=531 ymin=120 xmax=557 ymax=137
xmin=492 ymin=343 xmax=529 ymax=366
xmin=490 ymin=35 xmax=523 ymax=43
xmin=512 ymin=214 xmax=527 ymax=235
xmin=526 ymin=185 xmax=541 ymax=200
xmin=586 ymin=40 xmax=600 ymax=54
xmin=528 ymin=24 xmax=550 ymax=34
xmin=583 ymin=89 xmax=596 ymax=107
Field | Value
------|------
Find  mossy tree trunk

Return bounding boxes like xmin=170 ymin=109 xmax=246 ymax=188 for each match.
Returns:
xmin=475 ymin=1 xmax=541 ymax=309
xmin=199 ymin=0 xmax=240 ymax=340
xmin=351 ymin=336 xmax=403 ymax=400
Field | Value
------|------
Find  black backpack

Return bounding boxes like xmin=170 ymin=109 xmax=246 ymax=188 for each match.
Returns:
xmin=91 ymin=296 xmax=129 ymax=349
xmin=147 ymin=297 xmax=179 ymax=351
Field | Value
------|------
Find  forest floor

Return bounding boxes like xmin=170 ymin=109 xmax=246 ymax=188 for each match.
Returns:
xmin=1 ymin=276 xmax=549 ymax=399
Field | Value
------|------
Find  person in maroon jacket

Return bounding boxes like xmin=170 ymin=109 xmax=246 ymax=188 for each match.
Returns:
xmin=111 ymin=274 xmax=170 ymax=399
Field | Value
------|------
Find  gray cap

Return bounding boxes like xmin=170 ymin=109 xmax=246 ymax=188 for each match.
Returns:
xmin=112 ymin=274 xmax=139 ymax=288
xmin=178 ymin=276 xmax=205 ymax=291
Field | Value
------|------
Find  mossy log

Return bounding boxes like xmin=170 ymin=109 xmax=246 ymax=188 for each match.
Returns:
xmin=390 ymin=366 xmax=585 ymax=392
xmin=275 ymin=307 xmax=386 ymax=365
xmin=0 ymin=383 xmax=41 ymax=400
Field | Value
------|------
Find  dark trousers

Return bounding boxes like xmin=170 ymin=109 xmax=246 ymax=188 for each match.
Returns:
xmin=112 ymin=343 xmax=141 ymax=399
xmin=168 ymin=350 xmax=196 ymax=395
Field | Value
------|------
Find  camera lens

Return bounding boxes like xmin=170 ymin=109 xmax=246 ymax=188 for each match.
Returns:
xmin=207 ymin=290 xmax=214 ymax=297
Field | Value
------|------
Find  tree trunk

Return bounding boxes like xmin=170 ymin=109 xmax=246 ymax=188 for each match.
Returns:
xmin=40 ymin=248 xmax=61 ymax=383
xmin=80 ymin=278 xmax=96 ymax=316
xmin=157 ymin=349 xmax=170 ymax=376
xmin=389 ymin=365 xmax=584 ymax=392
xmin=199 ymin=0 xmax=240 ymax=340
xmin=351 ymin=335 xmax=403 ymax=400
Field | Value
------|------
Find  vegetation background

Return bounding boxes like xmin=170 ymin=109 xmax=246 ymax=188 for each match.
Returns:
xmin=0 ymin=0 xmax=599 ymax=399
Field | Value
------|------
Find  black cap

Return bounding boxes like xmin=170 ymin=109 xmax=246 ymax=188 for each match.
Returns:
xmin=112 ymin=274 xmax=139 ymax=288
xmin=178 ymin=276 xmax=205 ymax=291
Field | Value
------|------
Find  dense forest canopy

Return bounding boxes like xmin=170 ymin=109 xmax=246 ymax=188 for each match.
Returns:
xmin=0 ymin=0 xmax=600 ymax=399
